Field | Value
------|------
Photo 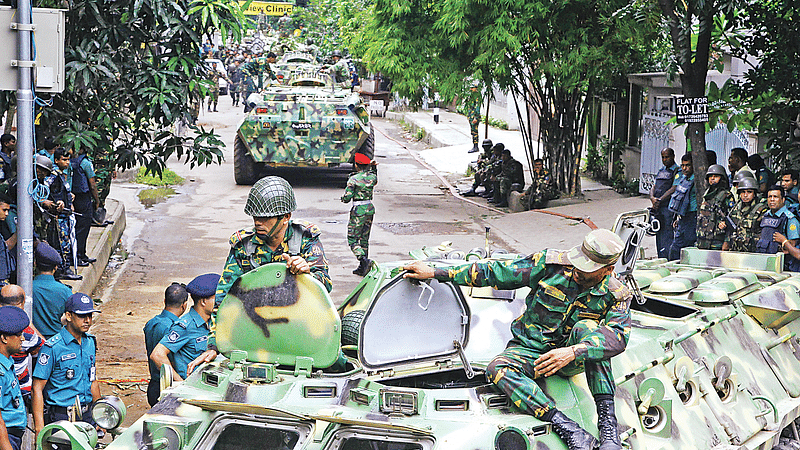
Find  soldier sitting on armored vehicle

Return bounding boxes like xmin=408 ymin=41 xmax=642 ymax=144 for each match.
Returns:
xmin=403 ymin=229 xmax=631 ymax=450
xmin=327 ymin=50 xmax=351 ymax=89
xmin=187 ymin=176 xmax=341 ymax=374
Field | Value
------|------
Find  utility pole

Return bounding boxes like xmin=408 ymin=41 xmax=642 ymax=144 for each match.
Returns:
xmin=15 ymin=0 xmax=35 ymax=306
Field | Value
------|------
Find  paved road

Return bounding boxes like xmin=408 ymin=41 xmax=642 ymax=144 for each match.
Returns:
xmin=90 ymin=97 xmax=513 ymax=422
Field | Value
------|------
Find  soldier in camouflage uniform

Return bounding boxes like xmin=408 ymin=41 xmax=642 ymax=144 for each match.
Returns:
xmin=466 ymin=82 xmax=481 ymax=153
xmin=92 ymin=148 xmax=115 ymax=212
xmin=696 ymin=164 xmax=735 ymax=250
xmin=522 ymin=158 xmax=557 ymax=209
xmin=491 ymin=149 xmax=525 ymax=207
xmin=722 ymin=177 xmax=767 ymax=252
xmin=341 ymin=153 xmax=377 ymax=276
xmin=207 ymin=62 xmax=229 ymax=112
xmin=462 ymin=139 xmax=493 ymax=197
xmin=187 ymin=176 xmax=335 ymax=373
xmin=404 ymin=229 xmax=631 ymax=450
xmin=480 ymin=143 xmax=504 ymax=199
xmin=241 ymin=53 xmax=277 ymax=112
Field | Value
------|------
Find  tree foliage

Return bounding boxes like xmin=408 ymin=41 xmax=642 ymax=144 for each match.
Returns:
xmin=292 ymin=0 xmax=373 ymax=60
xmin=352 ymin=0 xmax=660 ymax=195
xmin=25 ymin=0 xmax=248 ymax=175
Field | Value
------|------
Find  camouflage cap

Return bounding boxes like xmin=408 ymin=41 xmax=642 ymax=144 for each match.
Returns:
xmin=566 ymin=229 xmax=624 ymax=273
xmin=244 ymin=176 xmax=297 ymax=217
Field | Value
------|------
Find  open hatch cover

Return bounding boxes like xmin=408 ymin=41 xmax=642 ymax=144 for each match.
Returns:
xmin=359 ymin=274 xmax=471 ymax=373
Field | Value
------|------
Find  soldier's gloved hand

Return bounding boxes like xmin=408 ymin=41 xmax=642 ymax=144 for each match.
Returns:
xmin=283 ymin=253 xmax=310 ymax=275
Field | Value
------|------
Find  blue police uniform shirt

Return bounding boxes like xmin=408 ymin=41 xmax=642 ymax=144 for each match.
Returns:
xmin=32 ymin=327 xmax=96 ymax=407
xmin=80 ymin=157 xmax=95 ymax=179
xmin=0 ymin=353 xmax=26 ymax=429
xmin=764 ymin=205 xmax=800 ymax=240
xmin=159 ymin=308 xmax=209 ymax=379
xmin=32 ymin=274 xmax=72 ymax=339
xmin=143 ymin=310 xmax=180 ymax=380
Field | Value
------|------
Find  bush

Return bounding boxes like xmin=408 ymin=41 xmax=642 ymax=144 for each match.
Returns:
xmin=135 ymin=167 xmax=185 ymax=186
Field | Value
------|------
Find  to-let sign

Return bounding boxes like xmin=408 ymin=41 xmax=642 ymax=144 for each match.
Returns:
xmin=675 ymin=97 xmax=708 ymax=123
xmin=241 ymin=1 xmax=293 ymax=15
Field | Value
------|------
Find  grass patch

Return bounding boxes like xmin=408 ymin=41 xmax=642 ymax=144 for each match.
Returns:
xmin=135 ymin=167 xmax=185 ymax=186
xmin=138 ymin=187 xmax=177 ymax=208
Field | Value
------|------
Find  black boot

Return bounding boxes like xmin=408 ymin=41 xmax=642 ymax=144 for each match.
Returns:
xmin=596 ymin=399 xmax=622 ymax=450
xmin=353 ymin=257 xmax=372 ymax=276
xmin=550 ymin=410 xmax=598 ymax=450
xmin=461 ymin=188 xmax=478 ymax=197
xmin=468 ymin=145 xmax=479 ymax=153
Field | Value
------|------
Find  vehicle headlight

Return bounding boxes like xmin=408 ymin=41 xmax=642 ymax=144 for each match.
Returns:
xmin=92 ymin=396 xmax=126 ymax=430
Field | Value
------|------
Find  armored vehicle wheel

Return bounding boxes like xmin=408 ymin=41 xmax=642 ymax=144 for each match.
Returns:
xmin=358 ymin=127 xmax=375 ymax=160
xmin=234 ymin=135 xmax=258 ymax=185
xmin=341 ymin=309 xmax=365 ymax=346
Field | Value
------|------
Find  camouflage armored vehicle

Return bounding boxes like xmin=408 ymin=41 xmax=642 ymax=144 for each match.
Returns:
xmin=38 ymin=210 xmax=800 ymax=450
xmin=233 ymin=70 xmax=373 ymax=185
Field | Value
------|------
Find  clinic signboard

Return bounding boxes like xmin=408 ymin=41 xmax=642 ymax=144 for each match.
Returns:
xmin=241 ymin=1 xmax=293 ymax=15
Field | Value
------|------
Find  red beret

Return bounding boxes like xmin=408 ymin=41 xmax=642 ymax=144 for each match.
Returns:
xmin=354 ymin=153 xmax=371 ymax=165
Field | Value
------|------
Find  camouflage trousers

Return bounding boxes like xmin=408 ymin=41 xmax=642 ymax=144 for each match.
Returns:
xmin=485 ymin=320 xmax=615 ymax=418
xmin=695 ymin=238 xmax=724 ymax=250
xmin=47 ymin=216 xmax=73 ymax=273
xmin=347 ymin=206 xmax=374 ymax=259
xmin=208 ymin=89 xmax=219 ymax=106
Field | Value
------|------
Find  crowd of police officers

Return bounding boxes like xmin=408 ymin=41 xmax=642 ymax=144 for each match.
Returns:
xmin=649 ymin=146 xmax=800 ymax=269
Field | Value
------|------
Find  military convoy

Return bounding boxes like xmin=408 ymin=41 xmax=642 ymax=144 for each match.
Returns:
xmin=233 ymin=56 xmax=372 ymax=185
xmin=37 ymin=210 xmax=800 ymax=450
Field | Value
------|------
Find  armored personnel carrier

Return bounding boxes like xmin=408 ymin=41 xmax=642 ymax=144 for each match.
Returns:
xmin=233 ymin=70 xmax=373 ymax=185
xmin=38 ymin=211 xmax=800 ymax=450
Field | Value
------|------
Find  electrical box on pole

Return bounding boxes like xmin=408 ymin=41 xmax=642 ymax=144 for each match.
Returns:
xmin=0 ymin=6 xmax=65 ymax=93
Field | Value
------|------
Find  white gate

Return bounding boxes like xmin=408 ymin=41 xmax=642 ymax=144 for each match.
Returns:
xmin=638 ymin=113 xmax=672 ymax=194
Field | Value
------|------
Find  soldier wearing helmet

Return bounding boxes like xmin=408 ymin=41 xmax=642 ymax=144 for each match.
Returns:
xmin=462 ymin=139 xmax=493 ymax=197
xmin=403 ymin=229 xmax=632 ymax=450
xmin=723 ymin=176 xmax=767 ymax=252
xmin=187 ymin=176 xmax=332 ymax=373
xmin=696 ymin=164 xmax=735 ymax=250
xmin=328 ymin=50 xmax=350 ymax=87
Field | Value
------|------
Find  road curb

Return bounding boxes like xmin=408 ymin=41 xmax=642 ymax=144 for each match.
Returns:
xmin=63 ymin=198 xmax=126 ymax=296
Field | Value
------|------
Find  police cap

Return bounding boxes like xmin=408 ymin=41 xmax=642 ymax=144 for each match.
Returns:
xmin=66 ymin=293 xmax=100 ymax=314
xmin=35 ymin=242 xmax=62 ymax=267
xmin=186 ymin=273 xmax=220 ymax=299
xmin=0 ymin=306 xmax=29 ymax=335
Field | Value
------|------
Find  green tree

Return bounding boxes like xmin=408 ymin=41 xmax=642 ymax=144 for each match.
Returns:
xmin=353 ymin=0 xmax=659 ymax=195
xmin=27 ymin=0 xmax=248 ymax=175
xmin=652 ymin=0 xmax=743 ymax=194
xmin=724 ymin=0 xmax=799 ymax=167
xmin=292 ymin=0 xmax=372 ymax=59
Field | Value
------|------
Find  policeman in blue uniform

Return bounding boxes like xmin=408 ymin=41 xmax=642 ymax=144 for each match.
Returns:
xmin=150 ymin=274 xmax=218 ymax=382
xmin=648 ymin=148 xmax=679 ymax=259
xmin=0 ymin=306 xmax=30 ymax=450
xmin=757 ymin=185 xmax=800 ymax=271
xmin=32 ymin=243 xmax=73 ymax=339
xmin=143 ymin=283 xmax=188 ymax=406
xmin=31 ymin=293 xmax=101 ymax=436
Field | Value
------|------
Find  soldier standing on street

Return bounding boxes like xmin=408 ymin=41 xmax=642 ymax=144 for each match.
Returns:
xmin=723 ymin=177 xmax=767 ymax=252
xmin=756 ymin=185 xmax=800 ymax=271
xmin=341 ymin=153 xmax=377 ymax=276
xmin=241 ymin=52 xmax=277 ymax=112
xmin=403 ymin=229 xmax=631 ymax=450
xmin=648 ymin=148 xmax=679 ymax=259
xmin=0 ymin=305 xmax=30 ymax=450
xmin=150 ymin=275 xmax=217 ymax=382
xmin=462 ymin=139 xmax=493 ymax=197
xmin=143 ymin=283 xmax=188 ymax=406
xmin=695 ymin=164 xmax=735 ymax=250
xmin=491 ymin=149 xmax=524 ymax=207
xmin=466 ymin=82 xmax=481 ymax=153
xmin=31 ymin=293 xmax=101 ymax=433
xmin=668 ymin=154 xmax=697 ymax=261
xmin=228 ymin=60 xmax=243 ymax=107
xmin=186 ymin=176 xmax=334 ymax=374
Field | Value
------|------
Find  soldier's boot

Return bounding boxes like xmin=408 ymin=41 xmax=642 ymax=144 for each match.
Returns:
xmin=461 ymin=188 xmax=477 ymax=197
xmin=481 ymin=189 xmax=494 ymax=199
xmin=353 ymin=257 xmax=372 ymax=276
xmin=550 ymin=410 xmax=598 ymax=450
xmin=596 ymin=399 xmax=622 ymax=450
xmin=496 ymin=197 xmax=509 ymax=207
xmin=468 ymin=145 xmax=479 ymax=153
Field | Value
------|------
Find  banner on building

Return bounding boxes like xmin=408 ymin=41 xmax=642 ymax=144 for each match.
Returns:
xmin=240 ymin=1 xmax=293 ymax=16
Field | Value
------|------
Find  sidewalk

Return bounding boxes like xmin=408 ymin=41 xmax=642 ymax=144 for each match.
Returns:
xmin=59 ymin=198 xmax=127 ymax=295
xmin=386 ymin=108 xmax=652 ymax=255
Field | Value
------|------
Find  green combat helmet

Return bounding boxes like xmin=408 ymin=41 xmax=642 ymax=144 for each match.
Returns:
xmin=243 ymin=176 xmax=296 ymax=217
xmin=737 ymin=176 xmax=759 ymax=191
xmin=706 ymin=164 xmax=727 ymax=178
xmin=732 ymin=169 xmax=756 ymax=186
